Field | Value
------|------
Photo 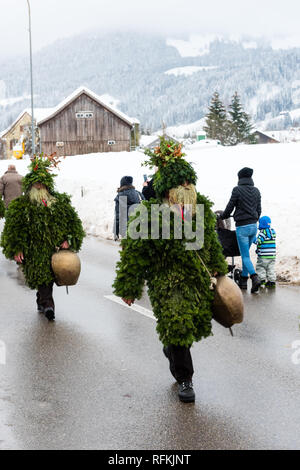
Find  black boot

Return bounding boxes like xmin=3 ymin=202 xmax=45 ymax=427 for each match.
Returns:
xmin=45 ymin=308 xmax=55 ymax=322
xmin=238 ymin=276 xmax=248 ymax=290
xmin=266 ymin=281 xmax=276 ymax=288
xmin=250 ymin=274 xmax=261 ymax=293
xmin=178 ymin=381 xmax=195 ymax=403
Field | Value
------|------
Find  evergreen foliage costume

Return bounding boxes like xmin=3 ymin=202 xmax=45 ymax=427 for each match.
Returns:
xmin=113 ymin=138 xmax=227 ymax=348
xmin=0 ymin=198 xmax=5 ymax=219
xmin=1 ymin=155 xmax=85 ymax=291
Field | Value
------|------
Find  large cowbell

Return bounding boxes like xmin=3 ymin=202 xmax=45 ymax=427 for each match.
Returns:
xmin=51 ymin=250 xmax=81 ymax=287
xmin=212 ymin=275 xmax=244 ymax=328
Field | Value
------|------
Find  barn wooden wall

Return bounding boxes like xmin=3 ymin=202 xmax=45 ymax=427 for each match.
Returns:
xmin=39 ymin=94 xmax=132 ymax=155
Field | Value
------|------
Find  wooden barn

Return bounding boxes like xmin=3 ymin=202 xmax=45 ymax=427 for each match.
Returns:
xmin=38 ymin=87 xmax=139 ymax=156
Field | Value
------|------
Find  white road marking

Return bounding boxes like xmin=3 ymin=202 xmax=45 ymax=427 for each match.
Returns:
xmin=104 ymin=295 xmax=156 ymax=321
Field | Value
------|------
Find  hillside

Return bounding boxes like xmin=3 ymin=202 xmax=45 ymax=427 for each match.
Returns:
xmin=1 ymin=32 xmax=300 ymax=133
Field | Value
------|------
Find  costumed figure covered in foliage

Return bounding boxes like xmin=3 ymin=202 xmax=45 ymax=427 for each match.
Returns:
xmin=0 ymin=197 xmax=5 ymax=220
xmin=1 ymin=155 xmax=85 ymax=321
xmin=113 ymin=137 xmax=227 ymax=403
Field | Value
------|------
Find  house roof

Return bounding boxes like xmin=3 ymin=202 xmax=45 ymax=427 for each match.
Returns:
xmin=254 ymin=129 xmax=280 ymax=142
xmin=144 ymin=134 xmax=181 ymax=148
xmin=0 ymin=107 xmax=55 ymax=139
xmin=37 ymin=86 xmax=139 ymax=127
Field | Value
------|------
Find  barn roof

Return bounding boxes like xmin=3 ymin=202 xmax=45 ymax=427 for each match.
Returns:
xmin=37 ymin=86 xmax=139 ymax=127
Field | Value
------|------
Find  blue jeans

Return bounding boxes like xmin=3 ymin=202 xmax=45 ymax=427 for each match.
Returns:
xmin=236 ymin=223 xmax=257 ymax=277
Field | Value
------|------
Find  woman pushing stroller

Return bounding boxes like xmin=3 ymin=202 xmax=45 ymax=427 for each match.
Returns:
xmin=220 ymin=167 xmax=261 ymax=293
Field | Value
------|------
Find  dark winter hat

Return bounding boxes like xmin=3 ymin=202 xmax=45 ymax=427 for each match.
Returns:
xmin=144 ymin=136 xmax=197 ymax=198
xmin=120 ymin=176 xmax=133 ymax=187
xmin=259 ymin=216 xmax=271 ymax=230
xmin=238 ymin=167 xmax=253 ymax=179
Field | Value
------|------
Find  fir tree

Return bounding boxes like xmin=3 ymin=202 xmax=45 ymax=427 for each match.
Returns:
xmin=204 ymin=92 xmax=230 ymax=145
xmin=229 ymin=92 xmax=256 ymax=144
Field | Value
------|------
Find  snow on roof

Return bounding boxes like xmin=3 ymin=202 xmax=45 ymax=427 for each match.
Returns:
xmin=32 ymin=107 xmax=56 ymax=122
xmin=144 ymin=134 xmax=181 ymax=148
xmin=0 ymin=107 xmax=55 ymax=138
xmin=37 ymin=86 xmax=139 ymax=126
xmin=0 ymin=109 xmax=28 ymax=138
xmin=254 ymin=129 xmax=280 ymax=142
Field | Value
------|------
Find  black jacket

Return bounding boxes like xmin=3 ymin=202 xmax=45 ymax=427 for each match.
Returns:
xmin=114 ymin=185 xmax=144 ymax=238
xmin=142 ymin=178 xmax=156 ymax=201
xmin=222 ymin=177 xmax=261 ymax=227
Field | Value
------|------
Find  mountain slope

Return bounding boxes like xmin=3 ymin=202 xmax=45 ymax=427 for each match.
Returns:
xmin=1 ymin=32 xmax=300 ymax=133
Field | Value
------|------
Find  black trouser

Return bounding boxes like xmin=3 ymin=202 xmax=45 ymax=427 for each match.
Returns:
xmin=36 ymin=283 xmax=55 ymax=311
xmin=165 ymin=345 xmax=194 ymax=383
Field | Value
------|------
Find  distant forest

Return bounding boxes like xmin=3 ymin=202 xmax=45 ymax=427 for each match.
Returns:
xmin=1 ymin=32 xmax=300 ymax=132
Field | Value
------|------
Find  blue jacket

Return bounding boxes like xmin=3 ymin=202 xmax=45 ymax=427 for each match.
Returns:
xmin=256 ymin=228 xmax=276 ymax=259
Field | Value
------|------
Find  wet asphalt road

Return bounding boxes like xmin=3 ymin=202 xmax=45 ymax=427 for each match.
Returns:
xmin=0 ymin=236 xmax=300 ymax=450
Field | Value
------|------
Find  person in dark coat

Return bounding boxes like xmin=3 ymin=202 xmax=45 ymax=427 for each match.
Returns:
xmin=0 ymin=165 xmax=23 ymax=208
xmin=221 ymin=167 xmax=261 ymax=293
xmin=114 ymin=176 xmax=144 ymax=239
xmin=142 ymin=178 xmax=156 ymax=200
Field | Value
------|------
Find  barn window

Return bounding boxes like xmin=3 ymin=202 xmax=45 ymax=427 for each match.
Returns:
xmin=76 ymin=111 xmax=94 ymax=119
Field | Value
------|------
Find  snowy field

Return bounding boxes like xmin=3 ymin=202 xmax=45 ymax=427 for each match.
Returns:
xmin=0 ymin=141 xmax=299 ymax=283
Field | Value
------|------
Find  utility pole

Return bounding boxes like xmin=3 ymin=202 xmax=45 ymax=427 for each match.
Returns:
xmin=27 ymin=0 xmax=35 ymax=156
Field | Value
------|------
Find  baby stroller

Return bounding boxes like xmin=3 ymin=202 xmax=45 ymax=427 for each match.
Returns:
xmin=215 ymin=210 xmax=241 ymax=285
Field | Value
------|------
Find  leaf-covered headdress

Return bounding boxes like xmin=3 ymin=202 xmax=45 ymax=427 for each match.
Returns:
xmin=144 ymin=137 xmax=197 ymax=198
xmin=23 ymin=154 xmax=62 ymax=194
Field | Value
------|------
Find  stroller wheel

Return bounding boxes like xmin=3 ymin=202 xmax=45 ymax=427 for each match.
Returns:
xmin=227 ymin=264 xmax=235 ymax=273
xmin=234 ymin=269 xmax=242 ymax=284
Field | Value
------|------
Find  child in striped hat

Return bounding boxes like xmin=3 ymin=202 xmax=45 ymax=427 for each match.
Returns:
xmin=255 ymin=216 xmax=276 ymax=288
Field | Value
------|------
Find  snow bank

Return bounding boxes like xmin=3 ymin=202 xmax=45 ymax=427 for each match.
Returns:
xmin=187 ymin=142 xmax=300 ymax=284
xmin=0 ymin=141 xmax=300 ymax=283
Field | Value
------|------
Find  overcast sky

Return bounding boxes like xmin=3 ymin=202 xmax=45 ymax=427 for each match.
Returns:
xmin=1 ymin=0 xmax=300 ymax=59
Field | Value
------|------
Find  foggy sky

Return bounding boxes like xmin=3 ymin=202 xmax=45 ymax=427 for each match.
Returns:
xmin=0 ymin=0 xmax=300 ymax=59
